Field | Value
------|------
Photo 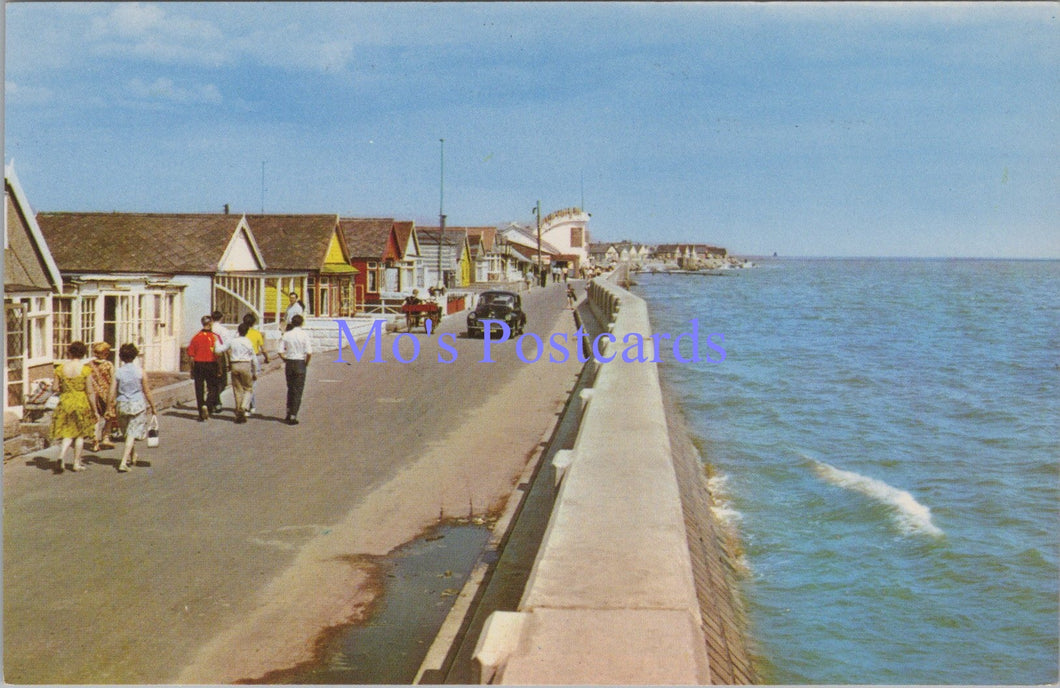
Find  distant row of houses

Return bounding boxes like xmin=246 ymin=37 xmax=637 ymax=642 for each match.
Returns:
xmin=588 ymin=241 xmax=728 ymax=268
xmin=3 ymin=163 xmax=592 ymax=418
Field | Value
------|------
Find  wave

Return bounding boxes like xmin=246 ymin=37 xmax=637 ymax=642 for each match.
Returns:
xmin=707 ymin=473 xmax=743 ymax=527
xmin=704 ymin=471 xmax=752 ymax=575
xmin=811 ymin=459 xmax=944 ymax=537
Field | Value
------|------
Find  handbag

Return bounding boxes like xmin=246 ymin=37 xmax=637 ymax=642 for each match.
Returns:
xmin=146 ymin=415 xmax=160 ymax=448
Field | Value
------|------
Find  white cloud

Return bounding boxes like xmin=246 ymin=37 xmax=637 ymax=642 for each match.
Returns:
xmin=5 ymin=81 xmax=55 ymax=106
xmin=233 ymin=28 xmax=354 ymax=73
xmin=86 ymin=2 xmax=228 ymax=67
xmin=79 ymin=3 xmax=361 ymax=73
xmin=127 ymin=77 xmax=222 ymax=105
xmin=89 ymin=2 xmax=223 ymax=42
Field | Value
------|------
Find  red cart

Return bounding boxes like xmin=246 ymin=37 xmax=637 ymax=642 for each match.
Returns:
xmin=401 ymin=302 xmax=442 ymax=334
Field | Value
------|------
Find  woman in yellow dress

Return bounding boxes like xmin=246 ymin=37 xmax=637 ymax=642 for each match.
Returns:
xmin=50 ymin=341 xmax=99 ymax=472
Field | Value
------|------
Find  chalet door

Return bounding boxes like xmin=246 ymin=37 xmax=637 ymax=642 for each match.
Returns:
xmin=339 ymin=281 xmax=353 ymax=316
xmin=327 ymin=282 xmax=345 ymax=317
xmin=104 ymin=294 xmax=146 ymax=352
xmin=5 ymin=302 xmax=27 ymax=410
xmin=144 ymin=292 xmax=179 ymax=371
xmin=317 ymin=282 xmax=329 ymax=317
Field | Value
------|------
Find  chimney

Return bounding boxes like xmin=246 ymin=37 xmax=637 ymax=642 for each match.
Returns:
xmin=224 ymin=203 xmax=230 ymax=215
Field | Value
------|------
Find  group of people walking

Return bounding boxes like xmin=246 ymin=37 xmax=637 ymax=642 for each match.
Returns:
xmin=186 ymin=310 xmax=270 ymax=423
xmin=187 ymin=295 xmax=312 ymax=426
xmin=47 ymin=293 xmax=312 ymax=474
xmin=49 ymin=341 xmax=156 ymax=473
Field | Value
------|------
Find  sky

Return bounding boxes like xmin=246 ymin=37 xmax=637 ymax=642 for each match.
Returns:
xmin=3 ymin=2 xmax=1058 ymax=257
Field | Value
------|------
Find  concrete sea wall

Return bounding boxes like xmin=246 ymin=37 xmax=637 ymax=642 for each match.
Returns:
xmin=472 ymin=275 xmax=755 ymax=684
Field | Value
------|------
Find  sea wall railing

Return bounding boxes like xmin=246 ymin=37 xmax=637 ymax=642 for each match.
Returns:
xmin=472 ymin=271 xmax=712 ymax=684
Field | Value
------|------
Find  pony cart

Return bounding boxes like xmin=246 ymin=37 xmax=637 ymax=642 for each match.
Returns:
xmin=401 ymin=301 xmax=442 ymax=333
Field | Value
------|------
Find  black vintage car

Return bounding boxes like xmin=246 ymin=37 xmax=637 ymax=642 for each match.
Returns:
xmin=466 ymin=290 xmax=527 ymax=338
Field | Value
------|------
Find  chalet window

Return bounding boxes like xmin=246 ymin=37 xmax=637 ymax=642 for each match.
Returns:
xmin=103 ymin=294 xmax=146 ymax=352
xmin=367 ymin=262 xmax=378 ymax=292
xmin=80 ymin=296 xmax=97 ymax=343
xmin=25 ymin=296 xmax=52 ymax=364
xmin=6 ymin=302 xmax=26 ymax=407
xmin=52 ymin=296 xmax=74 ymax=360
xmin=306 ymin=278 xmax=317 ymax=315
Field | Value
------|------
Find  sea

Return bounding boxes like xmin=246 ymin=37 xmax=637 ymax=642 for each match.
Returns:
xmin=635 ymin=258 xmax=1059 ymax=685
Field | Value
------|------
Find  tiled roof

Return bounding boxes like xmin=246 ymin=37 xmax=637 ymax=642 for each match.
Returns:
xmin=246 ymin=214 xmax=341 ymax=270
xmin=464 ymin=226 xmax=497 ymax=252
xmin=417 ymin=228 xmax=465 ymax=247
xmin=36 ymin=212 xmax=248 ymax=274
xmin=509 ymin=243 xmax=544 ymax=262
xmin=393 ymin=221 xmax=416 ymax=258
xmin=339 ymin=217 xmax=395 ymax=259
xmin=7 ymin=166 xmax=63 ymax=290
xmin=499 ymin=224 xmax=562 ymax=255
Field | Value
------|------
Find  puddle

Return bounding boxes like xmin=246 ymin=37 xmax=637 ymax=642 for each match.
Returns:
xmin=276 ymin=362 xmax=597 ymax=684
xmin=281 ymin=523 xmax=490 ymax=684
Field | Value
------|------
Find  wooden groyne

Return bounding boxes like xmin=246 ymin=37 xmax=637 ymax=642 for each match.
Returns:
xmin=471 ymin=273 xmax=756 ymax=684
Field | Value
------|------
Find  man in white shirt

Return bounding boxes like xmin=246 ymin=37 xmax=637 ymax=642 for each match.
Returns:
xmin=284 ymin=292 xmax=304 ymax=324
xmin=278 ymin=314 xmax=312 ymax=425
xmin=214 ymin=322 xmax=258 ymax=424
xmin=210 ymin=310 xmax=232 ymax=414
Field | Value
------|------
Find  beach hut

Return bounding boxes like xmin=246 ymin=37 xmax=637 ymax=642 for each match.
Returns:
xmin=36 ymin=210 xmax=270 ymax=373
xmin=4 ymin=163 xmax=63 ymax=417
xmin=341 ymin=217 xmax=423 ymax=305
xmin=418 ymin=228 xmax=473 ymax=289
xmin=247 ymin=214 xmax=357 ymax=320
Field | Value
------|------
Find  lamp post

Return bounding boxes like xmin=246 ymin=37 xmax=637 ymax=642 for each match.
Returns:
xmin=438 ymin=138 xmax=445 ymax=290
xmin=533 ymin=200 xmax=542 ymax=287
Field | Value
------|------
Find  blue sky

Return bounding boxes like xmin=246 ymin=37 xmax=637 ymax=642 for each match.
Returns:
xmin=4 ymin=2 xmax=1057 ymax=257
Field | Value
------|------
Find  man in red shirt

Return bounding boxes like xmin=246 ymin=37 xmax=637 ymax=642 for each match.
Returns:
xmin=187 ymin=315 xmax=222 ymax=421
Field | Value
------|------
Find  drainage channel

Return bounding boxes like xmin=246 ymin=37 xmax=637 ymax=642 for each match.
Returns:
xmin=272 ymin=353 xmax=598 ymax=684
xmin=277 ymin=522 xmax=491 ymax=684
xmin=424 ymin=355 xmax=599 ymax=684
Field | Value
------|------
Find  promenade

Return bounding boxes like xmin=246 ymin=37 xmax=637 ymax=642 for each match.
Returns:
xmin=3 ymin=283 xmax=582 ymax=684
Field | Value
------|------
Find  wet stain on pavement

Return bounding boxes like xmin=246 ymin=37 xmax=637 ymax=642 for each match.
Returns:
xmin=262 ymin=523 xmax=491 ymax=685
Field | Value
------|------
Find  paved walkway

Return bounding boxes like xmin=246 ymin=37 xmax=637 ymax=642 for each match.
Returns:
xmin=3 ymin=283 xmax=583 ymax=684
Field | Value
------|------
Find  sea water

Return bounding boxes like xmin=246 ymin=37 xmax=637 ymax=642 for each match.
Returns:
xmin=636 ymin=259 xmax=1059 ymax=685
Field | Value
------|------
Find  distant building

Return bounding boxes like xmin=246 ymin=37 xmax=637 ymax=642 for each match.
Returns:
xmin=587 ymin=242 xmax=619 ymax=268
xmin=651 ymin=243 xmax=727 ymax=267
xmin=393 ymin=221 xmax=424 ymax=291
xmin=463 ymin=226 xmax=504 ymax=283
xmin=341 ymin=217 xmax=416 ymax=305
xmin=418 ymin=228 xmax=472 ymax=288
xmin=498 ymin=222 xmax=563 ymax=278
xmin=538 ymin=207 xmax=590 ymax=275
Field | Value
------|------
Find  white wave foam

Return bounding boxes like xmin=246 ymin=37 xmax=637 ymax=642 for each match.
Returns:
xmin=706 ymin=472 xmax=742 ymax=523
xmin=812 ymin=460 xmax=944 ymax=537
xmin=710 ymin=503 xmax=743 ymax=527
xmin=707 ymin=474 xmax=729 ymax=496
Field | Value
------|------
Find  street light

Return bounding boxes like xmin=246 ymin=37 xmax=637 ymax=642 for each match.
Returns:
xmin=533 ymin=201 xmax=542 ymax=287
xmin=438 ymin=138 xmax=445 ymax=290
